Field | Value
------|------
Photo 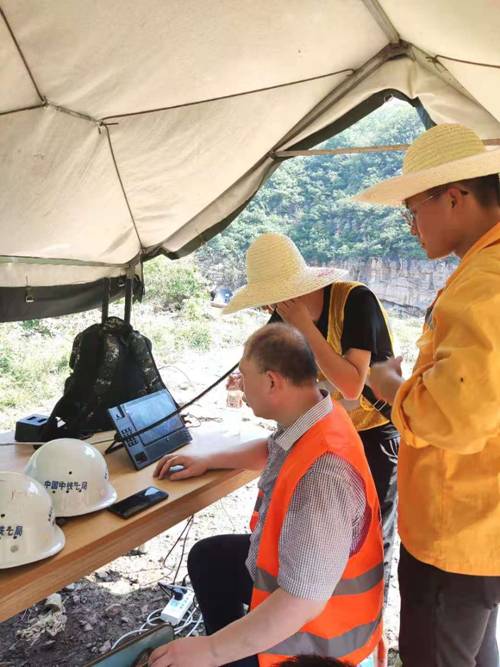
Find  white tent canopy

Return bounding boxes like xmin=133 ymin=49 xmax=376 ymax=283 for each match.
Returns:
xmin=1 ymin=0 xmax=500 ymax=319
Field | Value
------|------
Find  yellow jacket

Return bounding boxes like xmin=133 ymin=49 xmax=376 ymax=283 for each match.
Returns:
xmin=392 ymin=223 xmax=500 ymax=575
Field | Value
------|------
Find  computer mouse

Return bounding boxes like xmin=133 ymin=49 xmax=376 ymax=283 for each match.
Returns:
xmin=168 ymin=464 xmax=185 ymax=474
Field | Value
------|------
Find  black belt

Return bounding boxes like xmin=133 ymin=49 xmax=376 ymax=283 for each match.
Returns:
xmin=361 ymin=384 xmax=393 ymax=422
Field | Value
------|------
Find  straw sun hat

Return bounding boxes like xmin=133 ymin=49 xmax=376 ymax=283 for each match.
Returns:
xmin=223 ymin=233 xmax=347 ymax=315
xmin=355 ymin=123 xmax=500 ymax=206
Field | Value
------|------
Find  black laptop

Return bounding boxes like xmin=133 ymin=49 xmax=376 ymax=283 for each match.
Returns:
xmin=108 ymin=389 xmax=192 ymax=470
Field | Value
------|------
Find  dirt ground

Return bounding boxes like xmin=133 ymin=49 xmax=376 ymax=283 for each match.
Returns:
xmin=0 ymin=346 xmax=402 ymax=667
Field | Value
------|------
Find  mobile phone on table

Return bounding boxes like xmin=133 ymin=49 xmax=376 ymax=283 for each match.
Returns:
xmin=108 ymin=486 xmax=169 ymax=519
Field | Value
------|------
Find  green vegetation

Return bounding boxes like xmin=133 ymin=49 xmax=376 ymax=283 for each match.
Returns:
xmin=145 ymin=256 xmax=209 ymax=309
xmin=196 ymin=100 xmax=431 ymax=288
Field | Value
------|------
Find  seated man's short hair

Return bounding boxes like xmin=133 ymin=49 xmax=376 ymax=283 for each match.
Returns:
xmin=243 ymin=323 xmax=318 ymax=385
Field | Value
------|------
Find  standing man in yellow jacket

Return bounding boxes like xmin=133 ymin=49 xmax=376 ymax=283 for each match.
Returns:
xmin=356 ymin=123 xmax=500 ymax=667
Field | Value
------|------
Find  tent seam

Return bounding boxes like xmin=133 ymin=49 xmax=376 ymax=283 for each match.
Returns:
xmin=0 ymin=103 xmax=45 ymax=118
xmin=103 ymin=125 xmax=143 ymax=256
xmin=430 ymin=54 xmax=500 ymax=70
xmin=0 ymin=5 xmax=44 ymax=103
xmin=360 ymin=0 xmax=400 ymax=44
xmin=100 ymin=68 xmax=355 ymax=122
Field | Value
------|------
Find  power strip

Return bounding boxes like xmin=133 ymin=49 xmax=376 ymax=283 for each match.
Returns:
xmin=160 ymin=588 xmax=194 ymax=625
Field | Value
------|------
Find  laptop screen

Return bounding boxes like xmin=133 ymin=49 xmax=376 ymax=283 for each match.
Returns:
xmin=125 ymin=390 xmax=184 ymax=446
xmin=108 ymin=389 xmax=192 ymax=469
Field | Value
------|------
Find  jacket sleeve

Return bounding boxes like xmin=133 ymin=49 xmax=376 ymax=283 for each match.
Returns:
xmin=392 ymin=267 xmax=500 ymax=454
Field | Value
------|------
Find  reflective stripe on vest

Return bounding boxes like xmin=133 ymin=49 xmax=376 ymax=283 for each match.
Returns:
xmin=250 ymin=489 xmax=264 ymax=532
xmin=265 ymin=613 xmax=382 ymax=659
xmin=254 ymin=561 xmax=383 ymax=598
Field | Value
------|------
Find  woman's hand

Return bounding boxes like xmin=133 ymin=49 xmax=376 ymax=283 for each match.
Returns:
xmin=370 ymin=357 xmax=404 ymax=405
xmin=275 ymin=299 xmax=314 ymax=332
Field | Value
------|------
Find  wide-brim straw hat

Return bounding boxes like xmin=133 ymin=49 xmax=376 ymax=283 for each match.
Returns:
xmin=354 ymin=124 xmax=500 ymax=206
xmin=223 ymin=233 xmax=347 ymax=315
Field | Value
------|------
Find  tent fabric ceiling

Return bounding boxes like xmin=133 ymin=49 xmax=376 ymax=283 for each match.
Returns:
xmin=1 ymin=0 xmax=500 ymax=313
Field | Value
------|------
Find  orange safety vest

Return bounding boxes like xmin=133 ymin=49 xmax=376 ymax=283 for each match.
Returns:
xmin=250 ymin=404 xmax=384 ymax=666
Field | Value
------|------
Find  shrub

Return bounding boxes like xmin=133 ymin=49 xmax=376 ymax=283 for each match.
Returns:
xmin=144 ymin=257 xmax=209 ymax=310
xmin=182 ymin=296 xmax=210 ymax=321
xmin=177 ymin=321 xmax=212 ymax=351
xmin=20 ymin=319 xmax=51 ymax=335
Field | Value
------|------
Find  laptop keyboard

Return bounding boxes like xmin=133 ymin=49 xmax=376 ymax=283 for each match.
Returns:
xmin=143 ymin=429 xmax=190 ymax=461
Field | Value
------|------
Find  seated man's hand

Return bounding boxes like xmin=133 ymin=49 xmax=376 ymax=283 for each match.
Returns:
xmin=149 ymin=636 xmax=216 ymax=667
xmin=153 ymin=453 xmax=209 ymax=480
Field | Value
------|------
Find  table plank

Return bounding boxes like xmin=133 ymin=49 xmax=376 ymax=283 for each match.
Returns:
xmin=0 ymin=423 xmax=264 ymax=621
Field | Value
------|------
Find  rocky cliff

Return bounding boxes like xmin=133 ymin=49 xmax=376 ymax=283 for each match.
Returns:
xmin=336 ymin=257 xmax=457 ymax=312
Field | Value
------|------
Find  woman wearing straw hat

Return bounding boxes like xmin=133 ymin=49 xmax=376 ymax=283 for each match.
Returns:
xmin=223 ymin=232 xmax=400 ymax=603
xmin=356 ymin=123 xmax=500 ymax=667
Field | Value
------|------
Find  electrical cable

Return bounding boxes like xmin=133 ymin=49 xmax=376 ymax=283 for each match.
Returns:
xmin=111 ymin=628 xmax=147 ymax=651
xmin=184 ymin=613 xmax=203 ymax=638
xmin=161 ymin=515 xmax=194 ymax=569
xmin=87 ymin=434 xmax=116 ymax=445
xmin=174 ymin=608 xmax=196 ymax=634
xmin=171 ymin=516 xmax=194 ymax=584
xmin=121 ymin=363 xmax=239 ymax=441
xmin=174 ymin=606 xmax=202 ymax=636
xmin=158 ymin=365 xmax=196 ymax=390
xmin=118 ymin=309 xmax=280 ymax=443
xmin=183 ymin=414 xmax=201 ymax=429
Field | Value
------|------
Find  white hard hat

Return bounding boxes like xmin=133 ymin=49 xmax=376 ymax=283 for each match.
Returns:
xmin=25 ymin=438 xmax=117 ymax=517
xmin=0 ymin=471 xmax=65 ymax=568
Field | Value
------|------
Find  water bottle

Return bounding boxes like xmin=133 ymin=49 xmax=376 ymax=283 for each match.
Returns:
xmin=225 ymin=372 xmax=243 ymax=434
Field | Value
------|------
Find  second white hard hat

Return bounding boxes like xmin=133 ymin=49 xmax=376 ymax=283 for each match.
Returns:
xmin=0 ymin=471 xmax=65 ymax=568
xmin=25 ymin=438 xmax=117 ymax=517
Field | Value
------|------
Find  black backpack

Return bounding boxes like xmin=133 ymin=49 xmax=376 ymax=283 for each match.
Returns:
xmin=41 ymin=317 xmax=165 ymax=440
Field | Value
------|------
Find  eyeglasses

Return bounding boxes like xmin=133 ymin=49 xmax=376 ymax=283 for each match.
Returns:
xmin=401 ymin=191 xmax=444 ymax=227
xmin=401 ymin=188 xmax=469 ymax=227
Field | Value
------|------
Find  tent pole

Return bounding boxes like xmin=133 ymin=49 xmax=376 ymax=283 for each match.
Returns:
xmin=124 ymin=278 xmax=133 ymax=324
xmin=274 ymin=138 xmax=500 ymax=158
xmin=361 ymin=0 xmax=399 ymax=44
xmin=101 ymin=278 xmax=110 ymax=323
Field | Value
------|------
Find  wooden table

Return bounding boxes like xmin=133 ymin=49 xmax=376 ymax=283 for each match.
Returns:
xmin=0 ymin=424 xmax=263 ymax=622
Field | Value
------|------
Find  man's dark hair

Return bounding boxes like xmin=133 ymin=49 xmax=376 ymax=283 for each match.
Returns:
xmin=276 ymin=656 xmax=354 ymax=667
xmin=243 ymin=323 xmax=318 ymax=386
xmin=432 ymin=174 xmax=500 ymax=207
